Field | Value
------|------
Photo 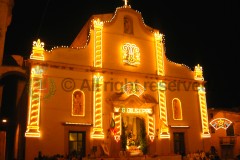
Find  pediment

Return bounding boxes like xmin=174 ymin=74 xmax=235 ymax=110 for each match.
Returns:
xmin=124 ymin=95 xmax=144 ymax=107
xmin=71 ymin=6 xmax=156 ymax=49
xmin=111 ymin=94 xmax=157 ymax=108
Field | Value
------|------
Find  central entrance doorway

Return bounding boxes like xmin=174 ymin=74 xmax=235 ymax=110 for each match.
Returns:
xmin=122 ymin=116 xmax=143 ymax=147
xmin=121 ymin=114 xmax=148 ymax=156
xmin=111 ymin=94 xmax=157 ymax=155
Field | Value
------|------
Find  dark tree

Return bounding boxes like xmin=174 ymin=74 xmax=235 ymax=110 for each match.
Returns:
xmin=120 ymin=119 xmax=127 ymax=151
xmin=139 ymin=118 xmax=148 ymax=155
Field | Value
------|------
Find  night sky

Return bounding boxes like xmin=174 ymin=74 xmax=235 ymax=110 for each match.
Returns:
xmin=3 ymin=0 xmax=240 ymax=109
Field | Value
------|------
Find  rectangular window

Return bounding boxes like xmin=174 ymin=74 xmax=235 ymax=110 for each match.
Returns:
xmin=173 ymin=132 xmax=185 ymax=156
xmin=69 ymin=131 xmax=86 ymax=157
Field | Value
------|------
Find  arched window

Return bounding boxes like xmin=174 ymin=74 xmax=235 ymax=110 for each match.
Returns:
xmin=124 ymin=16 xmax=133 ymax=34
xmin=72 ymin=89 xmax=85 ymax=116
xmin=226 ymin=124 xmax=234 ymax=136
xmin=172 ymin=98 xmax=182 ymax=120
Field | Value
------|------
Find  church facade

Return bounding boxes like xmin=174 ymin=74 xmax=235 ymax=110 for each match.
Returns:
xmin=24 ymin=3 xmax=211 ymax=160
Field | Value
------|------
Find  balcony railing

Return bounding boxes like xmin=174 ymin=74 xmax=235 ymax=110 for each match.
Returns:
xmin=219 ymin=136 xmax=236 ymax=145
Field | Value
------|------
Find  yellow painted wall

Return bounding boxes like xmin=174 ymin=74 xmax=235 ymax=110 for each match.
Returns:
xmin=25 ymin=6 xmax=207 ymax=159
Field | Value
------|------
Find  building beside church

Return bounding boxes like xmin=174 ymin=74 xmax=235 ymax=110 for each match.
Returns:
xmin=207 ymin=108 xmax=240 ymax=160
xmin=2 ymin=1 xmax=239 ymax=160
xmin=0 ymin=0 xmax=27 ymax=160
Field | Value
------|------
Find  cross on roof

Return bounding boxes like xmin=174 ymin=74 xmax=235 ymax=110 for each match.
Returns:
xmin=123 ymin=0 xmax=128 ymax=6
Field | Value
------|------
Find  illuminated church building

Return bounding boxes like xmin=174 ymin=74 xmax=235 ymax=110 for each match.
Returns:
xmin=24 ymin=2 xmax=212 ymax=160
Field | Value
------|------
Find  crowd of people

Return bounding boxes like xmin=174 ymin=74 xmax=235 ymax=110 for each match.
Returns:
xmin=185 ymin=146 xmax=220 ymax=160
